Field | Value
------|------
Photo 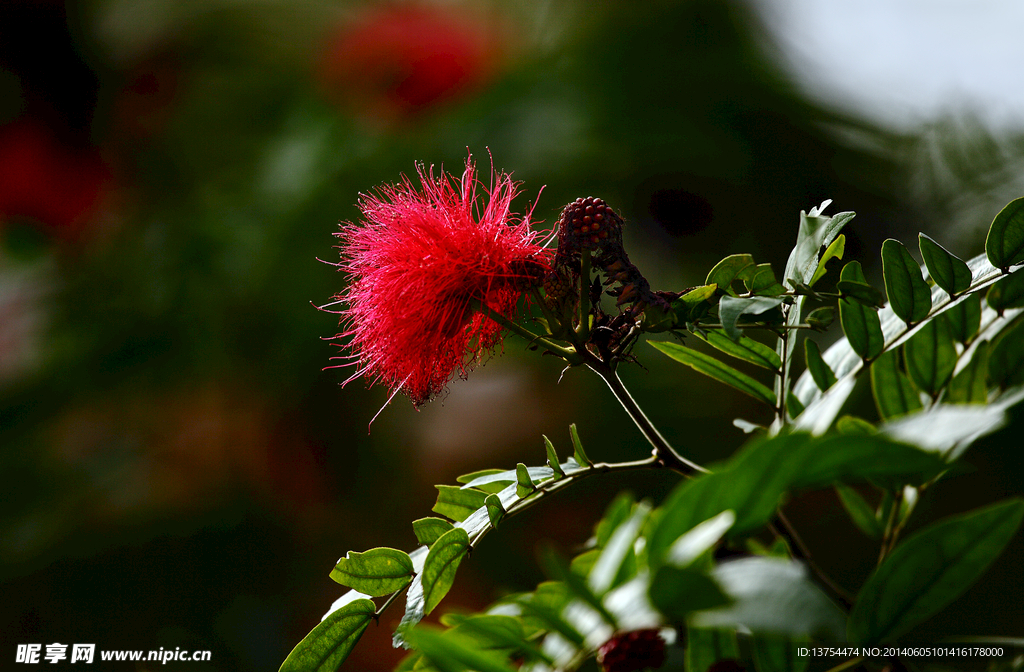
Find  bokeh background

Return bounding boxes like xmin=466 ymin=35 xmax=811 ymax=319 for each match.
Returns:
xmin=2 ymin=1 xmax=1023 ymax=669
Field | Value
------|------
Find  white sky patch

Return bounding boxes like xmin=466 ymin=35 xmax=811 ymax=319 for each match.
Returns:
xmin=757 ymin=0 xmax=1024 ymax=130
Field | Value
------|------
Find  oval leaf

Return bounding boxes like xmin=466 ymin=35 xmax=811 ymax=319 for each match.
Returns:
xmin=836 ymin=280 xmax=887 ymax=308
xmin=882 ymin=238 xmax=932 ymax=325
xmin=986 ymin=268 xmax=1024 ymax=315
xmin=280 ymin=598 xmax=375 ymax=672
xmin=412 ymin=518 xmax=454 ymax=548
xmin=330 ymin=547 xmax=415 ymax=596
xmin=870 ymin=350 xmax=922 ymax=420
xmin=707 ymin=254 xmax=756 ymax=294
xmin=985 ymin=196 xmax=1024 ymax=271
xmin=839 ymin=297 xmax=884 ymax=362
xmin=433 ymin=485 xmax=488 ymax=522
xmin=946 ymin=293 xmax=982 ymax=344
xmin=904 ymin=315 xmax=957 ymax=397
xmin=804 ymin=339 xmax=836 ymax=392
xmin=651 ymin=340 xmax=777 ymax=406
xmin=422 ymin=527 xmax=471 ymax=615
xmin=849 ymin=499 xmax=1024 ymax=643
xmin=718 ymin=296 xmax=784 ymax=340
xmin=484 ymin=493 xmax=505 ymax=528
xmin=919 ymin=233 xmax=972 ymax=296
xmin=515 ymin=463 xmax=536 ymax=498
xmin=702 ymin=330 xmax=783 ymax=370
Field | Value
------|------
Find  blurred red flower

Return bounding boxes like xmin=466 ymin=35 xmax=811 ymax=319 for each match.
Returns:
xmin=319 ymin=4 xmax=502 ymax=118
xmin=330 ymin=154 xmax=549 ymax=407
xmin=0 ymin=119 xmax=109 ymax=239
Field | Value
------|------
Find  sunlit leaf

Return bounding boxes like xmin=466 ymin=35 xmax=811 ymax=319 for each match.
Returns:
xmin=515 ymin=463 xmax=536 ymax=498
xmin=542 ymin=549 xmax=617 ymax=627
xmin=568 ymin=424 xmax=592 ymax=467
xmin=920 ymin=233 xmax=972 ymax=296
xmin=543 ymin=436 xmax=564 ymax=478
xmin=783 ymin=202 xmax=855 ymax=289
xmin=330 ymin=547 xmax=414 ymax=596
xmin=849 ymin=499 xmax=1024 ymax=643
xmin=421 ymin=528 xmax=470 ymax=615
xmin=413 ymin=518 xmax=455 ymax=548
xmin=805 ymin=306 xmax=835 ymax=330
xmin=904 ymin=314 xmax=957 ymax=397
xmin=650 ymin=566 xmax=731 ymax=622
xmin=810 ymin=234 xmax=845 ymax=287
xmin=673 ymin=284 xmax=719 ymax=324
xmin=456 ymin=469 xmax=508 ymax=494
xmin=745 ymin=263 xmax=787 ymax=296
xmin=280 ymin=598 xmax=375 ymax=672
xmin=882 ymin=238 xmax=932 ymax=325
xmin=407 ymin=626 xmax=517 ymax=672
xmin=433 ymin=486 xmax=488 ymax=522
xmin=595 ymin=492 xmax=636 ymax=549
xmin=718 ymin=296 xmax=784 ymax=340
xmin=707 ymin=254 xmax=756 ymax=295
xmin=589 ymin=503 xmax=649 ymax=595
xmin=804 ymin=339 xmax=836 ymax=391
xmin=651 ymin=340 xmax=777 ymax=406
xmin=701 ymin=329 xmax=782 ymax=370
xmin=985 ymin=196 xmax=1024 ymax=271
xmin=484 ymin=494 xmax=504 ymax=528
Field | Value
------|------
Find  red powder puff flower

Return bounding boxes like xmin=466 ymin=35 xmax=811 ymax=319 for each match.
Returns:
xmin=329 ymin=154 xmax=550 ymax=410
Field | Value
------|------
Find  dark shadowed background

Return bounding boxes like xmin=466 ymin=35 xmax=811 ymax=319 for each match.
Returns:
xmin=2 ymin=1 xmax=1023 ymax=669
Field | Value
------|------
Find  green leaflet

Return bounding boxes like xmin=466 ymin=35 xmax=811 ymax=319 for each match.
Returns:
xmin=569 ymin=423 xmax=592 ymax=467
xmin=433 ymin=485 xmax=488 ymax=522
xmin=881 ymin=238 xmax=932 ymax=325
xmin=904 ymin=314 xmax=957 ymax=397
xmin=919 ymin=233 xmax=972 ymax=296
xmin=783 ymin=202 xmax=855 ymax=289
xmin=412 ymin=518 xmax=455 ymax=547
xmin=515 ymin=463 xmax=536 ymax=498
xmin=686 ymin=628 xmax=740 ymax=672
xmin=484 ymin=494 xmax=505 ymax=528
xmin=279 ymin=598 xmax=375 ymax=672
xmin=718 ymin=296 xmax=784 ymax=340
xmin=330 ymin=547 xmax=414 ymax=596
xmin=835 ymin=485 xmax=882 ymax=539
xmin=745 ymin=263 xmax=787 ymax=296
xmin=407 ymin=626 xmax=517 ymax=672
xmin=849 ymin=499 xmax=1024 ymax=643
xmin=985 ymin=196 xmax=1024 ymax=271
xmin=838 ymin=261 xmax=884 ymax=361
xmin=650 ymin=340 xmax=777 ymax=407
xmin=421 ymin=527 xmax=471 ymax=615
xmin=706 ymin=254 xmax=756 ymax=294
xmin=870 ymin=350 xmax=922 ymax=420
xmin=541 ymin=549 xmax=617 ymax=627
xmin=805 ymin=306 xmax=836 ymax=330
xmin=836 ymin=280 xmax=887 ymax=308
xmin=804 ymin=338 xmax=836 ymax=391
xmin=595 ymin=491 xmax=636 ymax=548
xmin=988 ymin=315 xmax=1024 ymax=388
xmin=947 ymin=341 xmax=989 ymax=404
xmin=752 ymin=635 xmax=810 ymax=672
xmin=986 ymin=268 xmax=1024 ymax=314
xmin=543 ymin=435 xmax=564 ymax=478
xmin=455 ymin=469 xmax=508 ymax=494
xmin=701 ymin=329 xmax=782 ymax=370
xmin=673 ymin=284 xmax=719 ymax=324
xmin=810 ymin=234 xmax=845 ymax=287
xmin=649 ymin=566 xmax=731 ymax=622
xmin=946 ymin=293 xmax=982 ymax=344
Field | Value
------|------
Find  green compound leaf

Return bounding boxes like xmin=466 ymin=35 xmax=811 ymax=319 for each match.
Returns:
xmin=484 ymin=494 xmax=505 ymax=528
xmin=433 ymin=485 xmax=488 ymax=523
xmin=870 ymin=350 xmax=922 ymax=420
xmin=330 ymin=547 xmax=414 ymax=596
xmin=988 ymin=315 xmax=1024 ymax=389
xmin=882 ymin=238 xmax=932 ymax=325
xmin=946 ymin=293 xmax=982 ymax=344
xmin=707 ymin=254 xmax=756 ymax=295
xmin=985 ymin=196 xmax=1024 ymax=271
xmin=421 ymin=527 xmax=471 ymax=616
xmin=718 ymin=296 xmax=784 ymax=340
xmin=280 ymin=598 xmax=376 ymax=672
xmin=650 ymin=566 xmax=731 ymax=622
xmin=904 ymin=314 xmax=957 ymax=397
xmin=701 ymin=329 xmax=782 ymax=370
xmin=835 ymin=485 xmax=882 ymax=539
xmin=849 ymin=498 xmax=1024 ymax=643
xmin=810 ymin=234 xmax=846 ymax=287
xmin=651 ymin=340 xmax=777 ymax=407
xmin=412 ymin=518 xmax=455 ymax=548
xmin=543 ymin=435 xmax=564 ymax=478
xmin=515 ymin=463 xmax=536 ymax=498
xmin=569 ymin=423 xmax=592 ymax=467
xmin=406 ymin=626 xmax=517 ymax=672
xmin=947 ymin=341 xmax=989 ymax=404
xmin=804 ymin=339 xmax=836 ymax=392
xmin=986 ymin=268 xmax=1024 ymax=315
xmin=920 ymin=233 xmax=972 ymax=296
